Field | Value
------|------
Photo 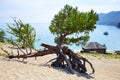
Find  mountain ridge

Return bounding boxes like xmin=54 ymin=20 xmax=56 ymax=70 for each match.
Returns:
xmin=97 ymin=11 xmax=120 ymax=28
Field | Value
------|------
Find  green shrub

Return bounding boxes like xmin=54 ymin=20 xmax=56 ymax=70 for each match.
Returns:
xmin=0 ymin=29 xmax=5 ymax=43
xmin=7 ymin=18 xmax=36 ymax=48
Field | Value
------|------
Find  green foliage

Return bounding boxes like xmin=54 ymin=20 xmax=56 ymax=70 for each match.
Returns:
xmin=49 ymin=4 xmax=98 ymax=46
xmin=7 ymin=18 xmax=36 ymax=48
xmin=0 ymin=29 xmax=6 ymax=43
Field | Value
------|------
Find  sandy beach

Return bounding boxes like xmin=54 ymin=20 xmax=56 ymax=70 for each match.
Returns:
xmin=0 ymin=43 xmax=120 ymax=80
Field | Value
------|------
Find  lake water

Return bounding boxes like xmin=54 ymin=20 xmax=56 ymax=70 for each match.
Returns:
xmin=0 ymin=23 xmax=120 ymax=51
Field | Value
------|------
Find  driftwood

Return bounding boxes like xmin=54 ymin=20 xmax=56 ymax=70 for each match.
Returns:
xmin=6 ymin=43 xmax=95 ymax=74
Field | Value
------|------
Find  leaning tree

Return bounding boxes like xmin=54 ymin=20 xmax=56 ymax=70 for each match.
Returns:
xmin=48 ymin=4 xmax=98 ymax=73
xmin=3 ymin=5 xmax=98 ymax=74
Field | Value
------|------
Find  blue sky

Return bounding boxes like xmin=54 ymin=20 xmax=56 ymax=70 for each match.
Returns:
xmin=0 ymin=0 xmax=120 ymax=23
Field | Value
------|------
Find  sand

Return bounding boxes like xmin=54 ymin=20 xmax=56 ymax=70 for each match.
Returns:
xmin=0 ymin=43 xmax=120 ymax=80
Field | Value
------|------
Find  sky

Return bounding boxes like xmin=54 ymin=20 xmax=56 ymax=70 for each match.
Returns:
xmin=0 ymin=0 xmax=120 ymax=23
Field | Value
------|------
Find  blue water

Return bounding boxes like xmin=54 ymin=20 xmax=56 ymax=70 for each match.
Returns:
xmin=0 ymin=23 xmax=120 ymax=51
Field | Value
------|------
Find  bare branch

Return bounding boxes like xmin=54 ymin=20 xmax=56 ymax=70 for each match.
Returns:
xmin=44 ymin=58 xmax=57 ymax=66
xmin=0 ymin=47 xmax=10 ymax=56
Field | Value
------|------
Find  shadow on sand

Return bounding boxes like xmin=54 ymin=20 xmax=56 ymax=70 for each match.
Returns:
xmin=0 ymin=57 xmax=94 ymax=79
xmin=51 ymin=67 xmax=94 ymax=79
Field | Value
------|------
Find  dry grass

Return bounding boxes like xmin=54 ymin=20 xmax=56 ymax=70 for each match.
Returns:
xmin=77 ymin=52 xmax=120 ymax=59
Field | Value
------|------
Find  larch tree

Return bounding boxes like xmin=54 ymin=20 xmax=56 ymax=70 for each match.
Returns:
xmin=49 ymin=4 xmax=98 ymax=47
xmin=47 ymin=4 xmax=98 ymax=73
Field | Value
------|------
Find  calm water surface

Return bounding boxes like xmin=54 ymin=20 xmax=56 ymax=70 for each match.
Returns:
xmin=0 ymin=23 xmax=120 ymax=51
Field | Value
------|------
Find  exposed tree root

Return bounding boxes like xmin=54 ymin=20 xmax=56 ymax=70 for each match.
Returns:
xmin=2 ymin=43 xmax=95 ymax=74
